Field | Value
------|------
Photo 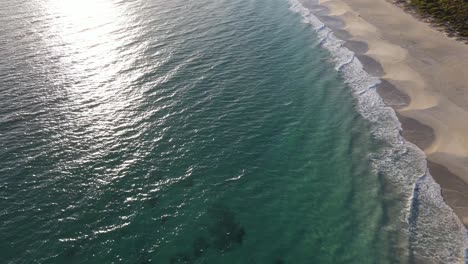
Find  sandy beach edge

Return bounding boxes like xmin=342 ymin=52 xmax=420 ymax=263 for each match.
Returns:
xmin=305 ymin=0 xmax=468 ymax=228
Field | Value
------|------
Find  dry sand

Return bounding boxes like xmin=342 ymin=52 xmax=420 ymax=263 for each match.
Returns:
xmin=309 ymin=0 xmax=468 ymax=225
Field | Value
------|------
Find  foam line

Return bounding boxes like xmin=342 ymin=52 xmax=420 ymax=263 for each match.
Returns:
xmin=289 ymin=0 xmax=468 ymax=262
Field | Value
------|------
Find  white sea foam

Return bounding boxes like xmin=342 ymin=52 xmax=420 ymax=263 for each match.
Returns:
xmin=289 ymin=0 xmax=468 ymax=262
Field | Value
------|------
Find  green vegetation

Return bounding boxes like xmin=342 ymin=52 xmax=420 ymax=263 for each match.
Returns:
xmin=409 ymin=0 xmax=468 ymax=38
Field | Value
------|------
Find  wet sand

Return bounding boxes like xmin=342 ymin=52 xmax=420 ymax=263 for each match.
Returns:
xmin=306 ymin=0 xmax=468 ymax=226
xmin=429 ymin=161 xmax=468 ymax=226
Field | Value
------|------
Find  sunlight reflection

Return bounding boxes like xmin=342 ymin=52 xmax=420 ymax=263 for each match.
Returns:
xmin=45 ymin=0 xmax=122 ymax=78
xmin=41 ymin=0 xmax=145 ymax=176
xmin=41 ymin=0 xmax=144 ymax=119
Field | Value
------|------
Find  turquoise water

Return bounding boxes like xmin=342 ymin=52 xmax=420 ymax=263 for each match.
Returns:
xmin=0 ymin=0 xmax=465 ymax=263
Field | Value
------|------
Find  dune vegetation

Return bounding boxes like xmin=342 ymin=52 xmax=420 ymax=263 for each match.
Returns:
xmin=409 ymin=0 xmax=468 ymax=38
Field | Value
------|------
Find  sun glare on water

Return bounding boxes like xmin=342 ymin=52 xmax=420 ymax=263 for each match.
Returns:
xmin=41 ymin=0 xmax=144 ymax=143
xmin=48 ymin=0 xmax=117 ymax=27
xmin=45 ymin=0 xmax=121 ymax=62
xmin=43 ymin=0 xmax=133 ymax=98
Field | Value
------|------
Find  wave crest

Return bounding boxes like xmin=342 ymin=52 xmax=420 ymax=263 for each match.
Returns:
xmin=289 ymin=0 xmax=468 ymax=262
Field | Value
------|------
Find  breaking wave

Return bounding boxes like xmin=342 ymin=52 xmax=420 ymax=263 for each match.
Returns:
xmin=289 ymin=0 xmax=468 ymax=262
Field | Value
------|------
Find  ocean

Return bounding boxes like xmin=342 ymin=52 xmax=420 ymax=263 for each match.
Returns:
xmin=0 ymin=0 xmax=466 ymax=263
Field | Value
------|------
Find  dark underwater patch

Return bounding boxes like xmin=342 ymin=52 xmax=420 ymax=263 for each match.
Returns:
xmin=208 ymin=205 xmax=246 ymax=252
xmin=192 ymin=236 xmax=209 ymax=259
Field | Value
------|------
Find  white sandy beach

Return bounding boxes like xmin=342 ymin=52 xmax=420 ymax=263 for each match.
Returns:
xmin=312 ymin=0 xmax=468 ymax=225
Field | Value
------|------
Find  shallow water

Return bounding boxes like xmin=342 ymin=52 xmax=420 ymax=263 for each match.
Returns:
xmin=0 ymin=0 xmax=464 ymax=263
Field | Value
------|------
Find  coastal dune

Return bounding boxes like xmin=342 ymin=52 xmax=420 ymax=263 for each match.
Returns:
xmin=314 ymin=0 xmax=468 ymax=226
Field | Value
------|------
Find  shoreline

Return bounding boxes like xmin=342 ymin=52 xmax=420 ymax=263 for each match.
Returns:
xmin=309 ymin=0 xmax=468 ymax=227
